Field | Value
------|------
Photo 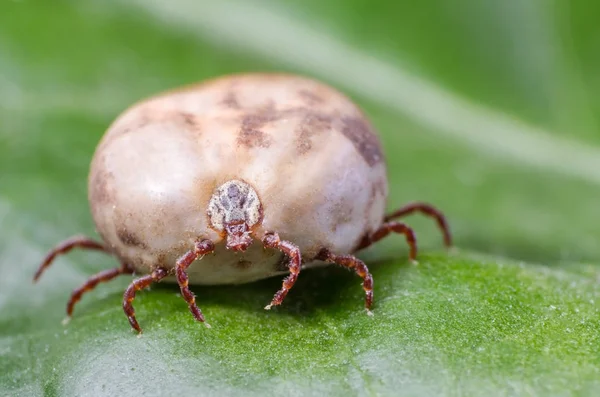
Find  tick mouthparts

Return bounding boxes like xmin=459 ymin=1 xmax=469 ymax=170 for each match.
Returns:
xmin=224 ymin=220 xmax=253 ymax=251
xmin=226 ymin=232 xmax=253 ymax=252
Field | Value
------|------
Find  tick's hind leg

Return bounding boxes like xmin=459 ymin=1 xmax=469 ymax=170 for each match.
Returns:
xmin=385 ymin=202 xmax=452 ymax=247
xmin=315 ymin=248 xmax=374 ymax=313
xmin=33 ymin=235 xmax=110 ymax=282
xmin=262 ymin=232 xmax=302 ymax=310
xmin=66 ymin=262 xmax=134 ymax=320
xmin=356 ymin=221 xmax=418 ymax=261
xmin=123 ymin=267 xmax=168 ymax=333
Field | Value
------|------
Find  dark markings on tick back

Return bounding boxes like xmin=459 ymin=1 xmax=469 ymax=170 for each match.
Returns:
xmin=297 ymin=89 xmax=325 ymax=105
xmin=114 ymin=111 xmax=200 ymax=138
xmin=117 ymin=228 xmax=147 ymax=249
xmin=296 ymin=112 xmax=332 ymax=154
xmin=340 ymin=116 xmax=383 ymax=167
xmin=237 ymin=104 xmax=334 ymax=152
xmin=90 ymin=169 xmax=111 ymax=205
xmin=179 ymin=112 xmax=200 ymax=130
xmin=329 ymin=197 xmax=354 ymax=233
xmin=237 ymin=104 xmax=277 ymax=148
xmin=222 ymin=92 xmax=241 ymax=109
xmin=237 ymin=105 xmax=380 ymax=163
xmin=238 ymin=128 xmax=272 ymax=148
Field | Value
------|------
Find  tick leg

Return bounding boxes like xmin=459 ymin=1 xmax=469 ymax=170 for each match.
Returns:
xmin=66 ymin=262 xmax=134 ymax=317
xmin=262 ymin=232 xmax=302 ymax=310
xmin=33 ymin=235 xmax=109 ymax=282
xmin=315 ymin=248 xmax=374 ymax=312
xmin=357 ymin=221 xmax=418 ymax=261
xmin=385 ymin=202 xmax=452 ymax=247
xmin=175 ymin=239 xmax=215 ymax=327
xmin=123 ymin=267 xmax=168 ymax=333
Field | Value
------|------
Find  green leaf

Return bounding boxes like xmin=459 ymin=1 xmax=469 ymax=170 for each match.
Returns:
xmin=2 ymin=0 xmax=600 ymax=396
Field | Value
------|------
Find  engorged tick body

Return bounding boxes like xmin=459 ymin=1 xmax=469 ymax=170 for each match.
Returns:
xmin=33 ymin=73 xmax=452 ymax=333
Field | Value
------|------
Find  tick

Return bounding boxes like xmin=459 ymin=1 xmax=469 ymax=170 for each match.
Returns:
xmin=33 ymin=73 xmax=452 ymax=333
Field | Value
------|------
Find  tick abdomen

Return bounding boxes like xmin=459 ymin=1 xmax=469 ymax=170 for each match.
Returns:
xmin=89 ymin=74 xmax=388 ymax=283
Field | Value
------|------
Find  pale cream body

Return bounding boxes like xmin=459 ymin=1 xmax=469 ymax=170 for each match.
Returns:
xmin=89 ymin=74 xmax=388 ymax=285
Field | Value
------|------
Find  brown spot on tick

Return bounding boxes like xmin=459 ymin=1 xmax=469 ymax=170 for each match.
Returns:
xmin=179 ymin=112 xmax=200 ymax=130
xmin=329 ymin=197 xmax=354 ymax=233
xmin=103 ymin=110 xmax=200 ymax=149
xmin=221 ymin=92 xmax=241 ymax=109
xmin=296 ymin=129 xmax=313 ymax=154
xmin=296 ymin=111 xmax=332 ymax=154
xmin=364 ymin=176 xmax=387 ymax=225
xmin=298 ymin=89 xmax=324 ymax=106
xmin=90 ymin=166 xmax=113 ymax=205
xmin=115 ymin=110 xmax=152 ymax=136
xmin=340 ymin=116 xmax=383 ymax=166
xmin=237 ymin=104 xmax=279 ymax=148
xmin=117 ymin=228 xmax=146 ymax=249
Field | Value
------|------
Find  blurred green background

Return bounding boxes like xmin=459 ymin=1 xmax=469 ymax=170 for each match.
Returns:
xmin=1 ymin=0 xmax=599 ymax=396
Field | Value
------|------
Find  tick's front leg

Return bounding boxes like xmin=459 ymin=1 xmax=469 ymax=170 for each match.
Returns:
xmin=175 ymin=239 xmax=215 ymax=327
xmin=123 ymin=267 xmax=168 ymax=333
xmin=262 ymin=232 xmax=301 ymax=310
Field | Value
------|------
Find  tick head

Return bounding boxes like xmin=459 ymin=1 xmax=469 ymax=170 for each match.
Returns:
xmin=207 ymin=180 xmax=262 ymax=252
